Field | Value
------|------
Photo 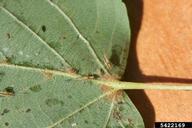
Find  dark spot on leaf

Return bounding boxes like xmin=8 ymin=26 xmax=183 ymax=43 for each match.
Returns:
xmin=119 ymin=106 xmax=124 ymax=111
xmin=4 ymin=87 xmax=15 ymax=95
xmin=79 ymin=109 xmax=84 ymax=113
xmin=41 ymin=25 xmax=46 ymax=32
xmin=96 ymin=31 xmax=99 ymax=34
xmin=4 ymin=122 xmax=9 ymax=126
xmin=5 ymin=55 xmax=15 ymax=63
xmin=1 ymin=108 xmax=10 ymax=116
xmin=113 ymin=111 xmax=121 ymax=120
xmin=45 ymin=98 xmax=64 ymax=107
xmin=128 ymin=118 xmax=133 ymax=123
xmin=29 ymin=85 xmax=41 ymax=92
xmin=68 ymin=95 xmax=72 ymax=99
xmin=110 ymin=45 xmax=122 ymax=66
xmin=84 ymin=120 xmax=88 ymax=124
xmin=118 ymin=101 xmax=124 ymax=104
xmin=91 ymin=74 xmax=100 ymax=79
xmin=100 ymin=69 xmax=105 ymax=75
xmin=110 ymin=49 xmax=120 ymax=66
xmin=6 ymin=33 xmax=11 ymax=39
xmin=26 ymin=108 xmax=31 ymax=113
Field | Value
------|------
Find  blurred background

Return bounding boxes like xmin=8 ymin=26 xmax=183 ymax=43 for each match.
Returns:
xmin=123 ymin=0 xmax=192 ymax=127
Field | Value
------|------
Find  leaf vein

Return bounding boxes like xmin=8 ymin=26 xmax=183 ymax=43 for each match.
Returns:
xmin=46 ymin=0 xmax=110 ymax=75
xmin=46 ymin=91 xmax=115 ymax=128
xmin=102 ymin=96 xmax=115 ymax=128
xmin=0 ymin=6 xmax=72 ymax=69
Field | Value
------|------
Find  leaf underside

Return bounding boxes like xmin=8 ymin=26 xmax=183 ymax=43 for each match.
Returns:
xmin=0 ymin=0 xmax=144 ymax=128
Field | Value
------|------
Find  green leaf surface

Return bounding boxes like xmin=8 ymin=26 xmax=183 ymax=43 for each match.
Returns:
xmin=0 ymin=0 xmax=144 ymax=127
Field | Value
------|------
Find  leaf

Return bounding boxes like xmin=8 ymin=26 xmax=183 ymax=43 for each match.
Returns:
xmin=0 ymin=0 xmax=144 ymax=128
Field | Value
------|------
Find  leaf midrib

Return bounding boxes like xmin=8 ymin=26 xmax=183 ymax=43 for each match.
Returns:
xmin=0 ymin=64 xmax=117 ymax=128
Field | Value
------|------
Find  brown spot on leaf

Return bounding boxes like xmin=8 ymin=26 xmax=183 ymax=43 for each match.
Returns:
xmin=128 ymin=118 xmax=133 ymax=124
xmin=100 ymin=85 xmax=123 ymax=101
xmin=0 ymin=58 xmax=10 ymax=64
xmin=66 ymin=68 xmax=79 ymax=75
xmin=113 ymin=110 xmax=121 ymax=120
xmin=42 ymin=70 xmax=53 ymax=80
xmin=101 ymin=74 xmax=120 ymax=81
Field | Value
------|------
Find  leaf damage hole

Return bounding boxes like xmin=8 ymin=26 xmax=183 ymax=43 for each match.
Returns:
xmin=41 ymin=25 xmax=46 ymax=32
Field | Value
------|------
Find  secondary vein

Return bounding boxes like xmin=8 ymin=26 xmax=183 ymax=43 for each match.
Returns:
xmin=46 ymin=90 xmax=115 ymax=128
xmin=0 ymin=6 xmax=72 ymax=69
xmin=46 ymin=0 xmax=111 ymax=75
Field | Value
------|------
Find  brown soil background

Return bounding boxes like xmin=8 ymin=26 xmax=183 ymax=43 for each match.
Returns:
xmin=123 ymin=0 xmax=192 ymax=127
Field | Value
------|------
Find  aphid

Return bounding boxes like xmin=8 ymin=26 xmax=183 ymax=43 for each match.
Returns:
xmin=103 ymin=54 xmax=112 ymax=69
